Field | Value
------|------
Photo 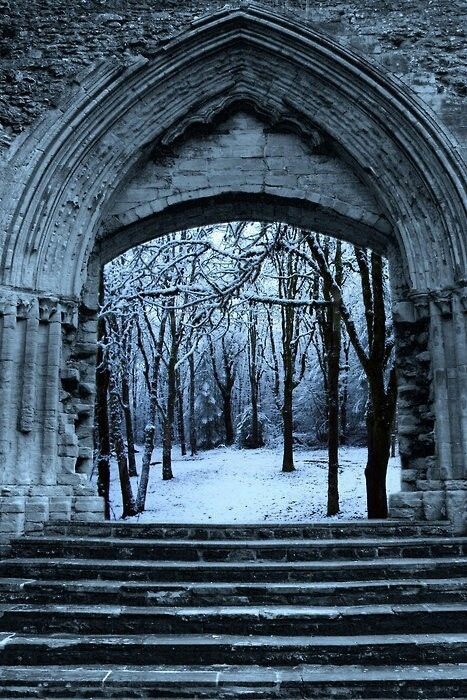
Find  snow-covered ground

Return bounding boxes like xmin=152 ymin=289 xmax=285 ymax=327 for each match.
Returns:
xmin=105 ymin=446 xmax=401 ymax=523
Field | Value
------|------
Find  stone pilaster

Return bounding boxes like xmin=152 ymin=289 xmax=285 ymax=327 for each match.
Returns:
xmin=0 ymin=288 xmax=104 ymax=538
xmin=389 ymin=287 xmax=467 ymax=532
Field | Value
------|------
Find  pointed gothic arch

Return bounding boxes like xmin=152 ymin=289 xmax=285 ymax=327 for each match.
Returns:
xmin=0 ymin=5 xmax=465 ymax=534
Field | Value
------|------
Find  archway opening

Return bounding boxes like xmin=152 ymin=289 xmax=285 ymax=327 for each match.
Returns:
xmin=92 ymin=220 xmax=402 ymax=523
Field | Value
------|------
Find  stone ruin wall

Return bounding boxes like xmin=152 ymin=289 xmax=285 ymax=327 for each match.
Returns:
xmin=0 ymin=0 xmax=465 ymax=151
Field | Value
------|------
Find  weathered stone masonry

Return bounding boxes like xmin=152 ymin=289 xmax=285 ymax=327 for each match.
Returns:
xmin=0 ymin=294 xmax=102 ymax=537
xmin=0 ymin=1 xmax=465 ymax=151
xmin=0 ymin=4 xmax=465 ymax=535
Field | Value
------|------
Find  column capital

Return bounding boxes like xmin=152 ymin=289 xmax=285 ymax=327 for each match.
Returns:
xmin=458 ymin=289 xmax=467 ymax=313
xmin=17 ymin=297 xmax=38 ymax=320
xmin=430 ymin=290 xmax=453 ymax=318
xmin=39 ymin=297 xmax=60 ymax=322
xmin=60 ymin=300 xmax=79 ymax=329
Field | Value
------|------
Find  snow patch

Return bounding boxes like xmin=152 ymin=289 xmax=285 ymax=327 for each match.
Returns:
xmin=104 ymin=445 xmax=401 ymax=523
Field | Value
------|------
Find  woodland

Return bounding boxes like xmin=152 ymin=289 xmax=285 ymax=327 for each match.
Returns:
xmin=95 ymin=223 xmax=397 ymax=522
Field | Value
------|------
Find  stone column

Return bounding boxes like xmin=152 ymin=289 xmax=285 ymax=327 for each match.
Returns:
xmin=389 ymin=288 xmax=467 ymax=532
xmin=429 ymin=290 xmax=466 ymax=532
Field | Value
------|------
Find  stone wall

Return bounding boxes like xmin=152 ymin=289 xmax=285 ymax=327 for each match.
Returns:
xmin=0 ymin=1 xmax=465 ymax=152
xmin=101 ymin=111 xmax=390 ymax=261
xmin=389 ymin=289 xmax=467 ymax=533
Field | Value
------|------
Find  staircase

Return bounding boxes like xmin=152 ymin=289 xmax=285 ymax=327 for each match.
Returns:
xmin=0 ymin=520 xmax=466 ymax=698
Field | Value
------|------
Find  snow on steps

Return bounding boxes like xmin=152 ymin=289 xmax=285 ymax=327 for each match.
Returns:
xmin=0 ymin=520 xmax=466 ymax=698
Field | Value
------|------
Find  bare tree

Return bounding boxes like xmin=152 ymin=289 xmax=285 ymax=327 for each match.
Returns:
xmin=306 ymin=235 xmax=396 ymax=518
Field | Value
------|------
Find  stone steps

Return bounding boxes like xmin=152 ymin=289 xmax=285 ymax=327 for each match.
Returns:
xmin=1 ymin=520 xmax=466 ymax=697
xmin=0 ymin=663 xmax=466 ymax=698
xmin=1 ymin=632 xmax=466 ymax=666
xmin=11 ymin=534 xmax=466 ymax=561
xmin=43 ymin=519 xmax=453 ymax=540
xmin=2 ymin=601 xmax=466 ymax=635
xmin=2 ymin=555 xmax=466 ymax=582
xmin=1 ymin=577 xmax=465 ymax=606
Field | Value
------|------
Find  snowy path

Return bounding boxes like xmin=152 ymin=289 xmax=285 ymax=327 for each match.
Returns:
xmin=105 ymin=446 xmax=401 ymax=523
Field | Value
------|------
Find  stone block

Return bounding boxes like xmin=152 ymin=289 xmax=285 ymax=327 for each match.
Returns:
xmin=72 ymin=343 xmax=96 ymax=359
xmin=393 ymin=302 xmax=416 ymax=323
xmin=71 ymin=511 xmax=104 ymax=522
xmin=60 ymin=457 xmax=78 ymax=474
xmin=422 ymin=491 xmax=446 ymax=521
xmin=73 ymin=483 xmax=97 ymax=496
xmin=0 ymin=496 xmax=26 ymax=513
xmin=400 ymin=469 xmax=417 ymax=484
xmin=57 ymin=473 xmax=86 ymax=487
xmin=445 ymin=490 xmax=466 ymax=534
xmin=49 ymin=511 xmax=71 ymax=522
xmin=28 ymin=485 xmax=72 ymax=497
xmin=72 ymin=496 xmax=104 ymax=513
xmin=0 ymin=512 xmax=25 ymax=535
xmin=49 ymin=497 xmax=72 ymax=512
xmin=388 ymin=492 xmax=423 ymax=520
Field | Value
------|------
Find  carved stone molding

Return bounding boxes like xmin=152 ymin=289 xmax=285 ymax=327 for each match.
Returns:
xmin=411 ymin=293 xmax=430 ymax=320
xmin=61 ymin=301 xmax=79 ymax=329
xmin=0 ymin=297 xmax=16 ymax=315
xmin=459 ymin=290 xmax=467 ymax=313
xmin=39 ymin=297 xmax=60 ymax=323
xmin=17 ymin=298 xmax=36 ymax=320
xmin=431 ymin=291 xmax=453 ymax=318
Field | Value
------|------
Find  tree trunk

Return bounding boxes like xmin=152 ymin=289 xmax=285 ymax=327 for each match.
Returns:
xmin=136 ymin=364 xmax=159 ymax=513
xmin=122 ymin=373 xmax=137 ymax=477
xmin=281 ymin=300 xmax=296 ymax=472
xmin=135 ymin=314 xmax=166 ymax=513
xmin=248 ymin=314 xmax=263 ymax=449
xmin=327 ymin=304 xmax=340 ymax=515
xmin=109 ymin=386 xmax=137 ymax=518
xmin=188 ymin=351 xmax=197 ymax=456
xmin=210 ymin=336 xmax=236 ymax=447
xmin=95 ymin=284 xmax=111 ymax=519
xmin=365 ymin=405 xmax=391 ymax=518
xmin=176 ymin=369 xmax=187 ymax=456
xmin=281 ymin=382 xmax=295 ymax=472
xmin=364 ymin=368 xmax=397 ymax=519
xmin=326 ymin=241 xmax=342 ymax=515
xmin=250 ymin=371 xmax=261 ymax=448
xmin=162 ymin=308 xmax=177 ymax=481
xmin=136 ymin=422 xmax=155 ymax=514
xmin=340 ymin=339 xmax=350 ymax=446
xmin=222 ymin=392 xmax=235 ymax=446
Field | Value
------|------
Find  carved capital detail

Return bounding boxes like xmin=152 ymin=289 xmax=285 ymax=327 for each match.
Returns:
xmin=459 ymin=290 xmax=467 ymax=313
xmin=431 ymin=291 xmax=453 ymax=318
xmin=0 ymin=297 xmax=16 ymax=316
xmin=39 ymin=297 xmax=60 ymax=322
xmin=17 ymin=298 xmax=36 ymax=320
xmin=60 ymin=301 xmax=78 ymax=329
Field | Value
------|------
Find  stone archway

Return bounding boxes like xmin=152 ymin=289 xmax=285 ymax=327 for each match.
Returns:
xmin=0 ymin=6 xmax=465 ymax=536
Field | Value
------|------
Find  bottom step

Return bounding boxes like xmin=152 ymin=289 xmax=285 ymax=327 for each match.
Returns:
xmin=0 ymin=664 xmax=466 ymax=698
